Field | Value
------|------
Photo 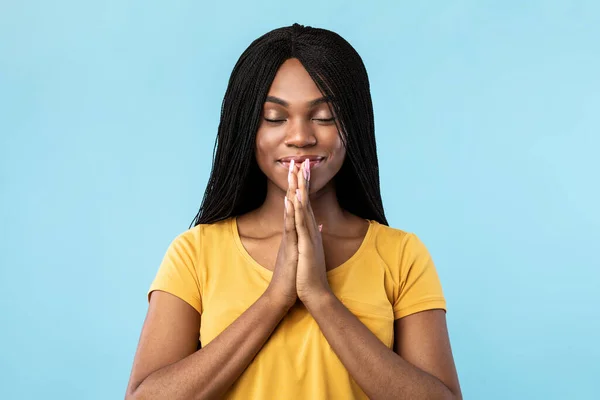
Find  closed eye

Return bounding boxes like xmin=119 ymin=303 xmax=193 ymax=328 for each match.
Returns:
xmin=264 ymin=118 xmax=285 ymax=124
xmin=312 ymin=117 xmax=336 ymax=124
xmin=263 ymin=117 xmax=336 ymax=124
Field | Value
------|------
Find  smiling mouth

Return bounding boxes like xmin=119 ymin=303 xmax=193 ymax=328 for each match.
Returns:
xmin=277 ymin=156 xmax=325 ymax=169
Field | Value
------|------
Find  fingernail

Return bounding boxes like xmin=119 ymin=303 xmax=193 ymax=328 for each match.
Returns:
xmin=296 ymin=188 xmax=301 ymax=202
xmin=303 ymin=159 xmax=309 ymax=180
xmin=284 ymin=196 xmax=288 ymax=211
xmin=288 ymin=159 xmax=295 ymax=185
xmin=318 ymin=224 xmax=323 ymax=232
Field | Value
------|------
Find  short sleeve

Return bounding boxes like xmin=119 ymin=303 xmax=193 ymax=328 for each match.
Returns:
xmin=393 ymin=233 xmax=446 ymax=319
xmin=147 ymin=230 xmax=202 ymax=314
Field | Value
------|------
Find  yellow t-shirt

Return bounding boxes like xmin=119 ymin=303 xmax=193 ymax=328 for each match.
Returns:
xmin=148 ymin=217 xmax=446 ymax=399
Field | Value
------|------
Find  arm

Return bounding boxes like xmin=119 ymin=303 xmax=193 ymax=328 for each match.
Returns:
xmin=290 ymin=160 xmax=461 ymax=398
xmin=289 ymin=159 xmax=461 ymax=398
xmin=125 ymin=289 xmax=291 ymax=400
xmin=128 ymin=167 xmax=302 ymax=400
xmin=305 ymin=295 xmax=462 ymax=400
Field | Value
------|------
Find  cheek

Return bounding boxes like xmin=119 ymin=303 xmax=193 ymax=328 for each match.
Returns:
xmin=255 ymin=131 xmax=274 ymax=163
xmin=312 ymin=131 xmax=345 ymax=185
xmin=255 ymin=130 xmax=284 ymax=183
xmin=324 ymin=132 xmax=346 ymax=163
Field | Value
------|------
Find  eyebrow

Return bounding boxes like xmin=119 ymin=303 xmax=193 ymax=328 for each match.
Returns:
xmin=265 ymin=95 xmax=331 ymax=108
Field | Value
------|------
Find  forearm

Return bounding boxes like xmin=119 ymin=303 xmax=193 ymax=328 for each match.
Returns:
xmin=129 ymin=290 xmax=290 ymax=400
xmin=305 ymin=293 xmax=457 ymax=400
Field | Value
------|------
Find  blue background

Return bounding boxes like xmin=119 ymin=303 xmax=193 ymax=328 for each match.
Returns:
xmin=1 ymin=1 xmax=598 ymax=399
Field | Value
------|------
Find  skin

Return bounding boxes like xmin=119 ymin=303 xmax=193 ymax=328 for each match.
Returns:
xmin=125 ymin=58 xmax=462 ymax=400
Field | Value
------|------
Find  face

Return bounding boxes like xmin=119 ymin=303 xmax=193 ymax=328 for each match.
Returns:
xmin=255 ymin=58 xmax=346 ymax=195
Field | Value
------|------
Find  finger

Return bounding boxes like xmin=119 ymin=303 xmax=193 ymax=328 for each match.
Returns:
xmin=285 ymin=160 xmax=299 ymax=247
xmin=303 ymin=160 xmax=319 ymax=233
xmin=294 ymin=160 xmax=311 ymax=238
xmin=297 ymin=159 xmax=319 ymax=237
xmin=287 ymin=159 xmax=298 ymax=202
xmin=293 ymin=186 xmax=309 ymax=243
xmin=303 ymin=197 xmax=319 ymax=239
xmin=297 ymin=159 xmax=308 ymax=205
xmin=284 ymin=195 xmax=297 ymax=247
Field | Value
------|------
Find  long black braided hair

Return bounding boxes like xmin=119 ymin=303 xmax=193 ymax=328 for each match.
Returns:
xmin=190 ymin=23 xmax=388 ymax=227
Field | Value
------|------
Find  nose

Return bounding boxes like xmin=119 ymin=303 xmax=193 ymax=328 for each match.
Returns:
xmin=284 ymin=120 xmax=317 ymax=148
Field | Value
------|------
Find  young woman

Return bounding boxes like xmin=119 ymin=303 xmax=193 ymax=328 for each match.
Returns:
xmin=126 ymin=23 xmax=462 ymax=400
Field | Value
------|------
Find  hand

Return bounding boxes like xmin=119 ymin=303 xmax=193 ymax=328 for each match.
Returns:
xmin=293 ymin=159 xmax=332 ymax=305
xmin=265 ymin=160 xmax=300 ymax=310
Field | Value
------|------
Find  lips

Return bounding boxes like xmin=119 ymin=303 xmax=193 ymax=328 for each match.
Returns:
xmin=278 ymin=155 xmax=325 ymax=169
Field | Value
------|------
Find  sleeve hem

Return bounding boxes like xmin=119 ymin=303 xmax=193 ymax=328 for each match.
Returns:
xmin=147 ymin=286 xmax=202 ymax=315
xmin=393 ymin=298 xmax=446 ymax=320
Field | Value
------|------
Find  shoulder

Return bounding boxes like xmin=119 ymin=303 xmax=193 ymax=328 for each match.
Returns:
xmin=369 ymin=221 xmax=432 ymax=265
xmin=172 ymin=217 xmax=233 ymax=245
xmin=370 ymin=221 xmax=413 ymax=251
xmin=158 ymin=218 xmax=235 ymax=273
xmin=160 ymin=218 xmax=234 ymax=264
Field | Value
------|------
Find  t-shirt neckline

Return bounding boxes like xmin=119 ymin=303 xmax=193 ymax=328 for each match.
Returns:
xmin=230 ymin=216 xmax=376 ymax=279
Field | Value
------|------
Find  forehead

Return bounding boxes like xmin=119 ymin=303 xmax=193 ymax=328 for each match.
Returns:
xmin=266 ymin=58 xmax=324 ymax=104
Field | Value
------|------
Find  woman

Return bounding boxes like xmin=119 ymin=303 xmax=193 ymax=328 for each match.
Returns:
xmin=126 ymin=23 xmax=462 ymax=399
